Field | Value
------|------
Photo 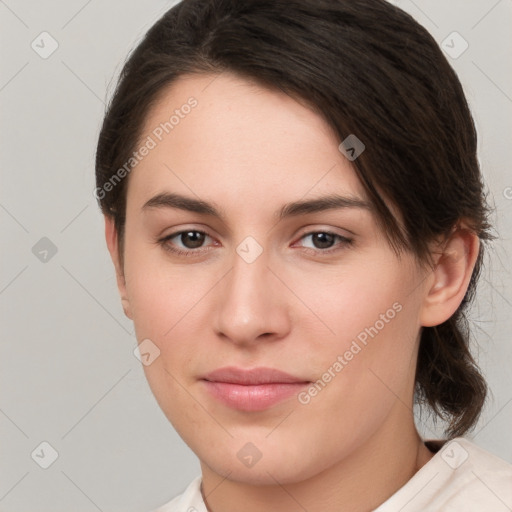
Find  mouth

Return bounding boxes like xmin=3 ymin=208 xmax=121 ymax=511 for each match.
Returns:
xmin=200 ymin=366 xmax=311 ymax=412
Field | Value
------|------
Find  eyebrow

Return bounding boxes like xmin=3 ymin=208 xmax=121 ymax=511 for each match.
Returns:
xmin=142 ymin=192 xmax=372 ymax=221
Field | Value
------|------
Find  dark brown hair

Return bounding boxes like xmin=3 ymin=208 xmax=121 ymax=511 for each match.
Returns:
xmin=95 ymin=0 xmax=493 ymax=438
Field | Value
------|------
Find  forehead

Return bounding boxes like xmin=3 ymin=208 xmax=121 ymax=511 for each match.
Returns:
xmin=127 ymin=72 xmax=369 ymax=214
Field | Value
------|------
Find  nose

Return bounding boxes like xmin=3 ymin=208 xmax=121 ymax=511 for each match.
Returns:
xmin=213 ymin=244 xmax=291 ymax=347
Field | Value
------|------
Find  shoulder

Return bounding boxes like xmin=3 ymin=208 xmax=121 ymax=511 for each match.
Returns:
xmin=375 ymin=437 xmax=512 ymax=512
xmin=151 ymin=475 xmax=206 ymax=512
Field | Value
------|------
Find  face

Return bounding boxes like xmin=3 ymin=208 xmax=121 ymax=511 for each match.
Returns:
xmin=114 ymin=72 xmax=432 ymax=484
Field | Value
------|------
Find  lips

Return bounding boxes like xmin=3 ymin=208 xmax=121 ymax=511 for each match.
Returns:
xmin=201 ymin=366 xmax=310 ymax=411
xmin=203 ymin=366 xmax=308 ymax=385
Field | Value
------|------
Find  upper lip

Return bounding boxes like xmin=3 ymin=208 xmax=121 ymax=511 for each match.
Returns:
xmin=202 ymin=366 xmax=309 ymax=385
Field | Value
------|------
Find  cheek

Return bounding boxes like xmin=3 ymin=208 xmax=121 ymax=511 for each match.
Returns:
xmin=122 ymin=234 xmax=200 ymax=342
xmin=289 ymin=256 xmax=414 ymax=350
xmin=123 ymin=240 xmax=222 ymax=403
xmin=295 ymin=257 xmax=422 ymax=411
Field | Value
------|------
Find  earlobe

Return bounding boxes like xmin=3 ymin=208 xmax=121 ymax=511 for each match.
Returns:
xmin=104 ymin=215 xmax=133 ymax=320
xmin=420 ymin=228 xmax=479 ymax=327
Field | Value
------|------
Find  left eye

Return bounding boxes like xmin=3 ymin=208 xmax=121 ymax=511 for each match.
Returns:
xmin=159 ymin=230 xmax=352 ymax=256
xmin=297 ymin=231 xmax=350 ymax=251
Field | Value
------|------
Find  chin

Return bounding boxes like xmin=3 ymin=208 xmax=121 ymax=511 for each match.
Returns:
xmin=212 ymin=463 xmax=306 ymax=486
xmin=199 ymin=447 xmax=324 ymax=486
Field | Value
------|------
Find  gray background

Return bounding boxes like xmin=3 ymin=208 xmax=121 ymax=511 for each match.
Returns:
xmin=1 ymin=1 xmax=511 ymax=511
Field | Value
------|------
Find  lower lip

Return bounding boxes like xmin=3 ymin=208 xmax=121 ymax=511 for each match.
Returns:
xmin=202 ymin=381 xmax=309 ymax=411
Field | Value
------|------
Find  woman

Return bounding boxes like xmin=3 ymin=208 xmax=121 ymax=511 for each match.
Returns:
xmin=95 ymin=0 xmax=512 ymax=510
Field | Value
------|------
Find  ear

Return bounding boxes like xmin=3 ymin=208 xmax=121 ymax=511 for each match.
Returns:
xmin=104 ymin=215 xmax=133 ymax=320
xmin=420 ymin=226 xmax=480 ymax=327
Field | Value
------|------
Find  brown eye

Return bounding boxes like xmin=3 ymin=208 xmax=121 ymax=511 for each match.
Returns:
xmin=177 ymin=231 xmax=207 ymax=249
xmin=309 ymin=232 xmax=336 ymax=249
xmin=159 ymin=230 xmax=214 ymax=256
xmin=298 ymin=231 xmax=353 ymax=254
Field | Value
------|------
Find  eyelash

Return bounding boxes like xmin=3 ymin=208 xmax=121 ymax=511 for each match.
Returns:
xmin=158 ymin=229 xmax=353 ymax=257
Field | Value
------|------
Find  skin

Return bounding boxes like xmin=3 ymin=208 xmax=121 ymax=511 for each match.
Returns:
xmin=105 ymin=72 xmax=479 ymax=511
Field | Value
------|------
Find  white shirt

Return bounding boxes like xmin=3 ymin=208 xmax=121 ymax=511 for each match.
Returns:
xmin=153 ymin=437 xmax=512 ymax=511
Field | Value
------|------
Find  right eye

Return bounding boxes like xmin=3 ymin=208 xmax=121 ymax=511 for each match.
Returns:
xmin=159 ymin=229 xmax=217 ymax=256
